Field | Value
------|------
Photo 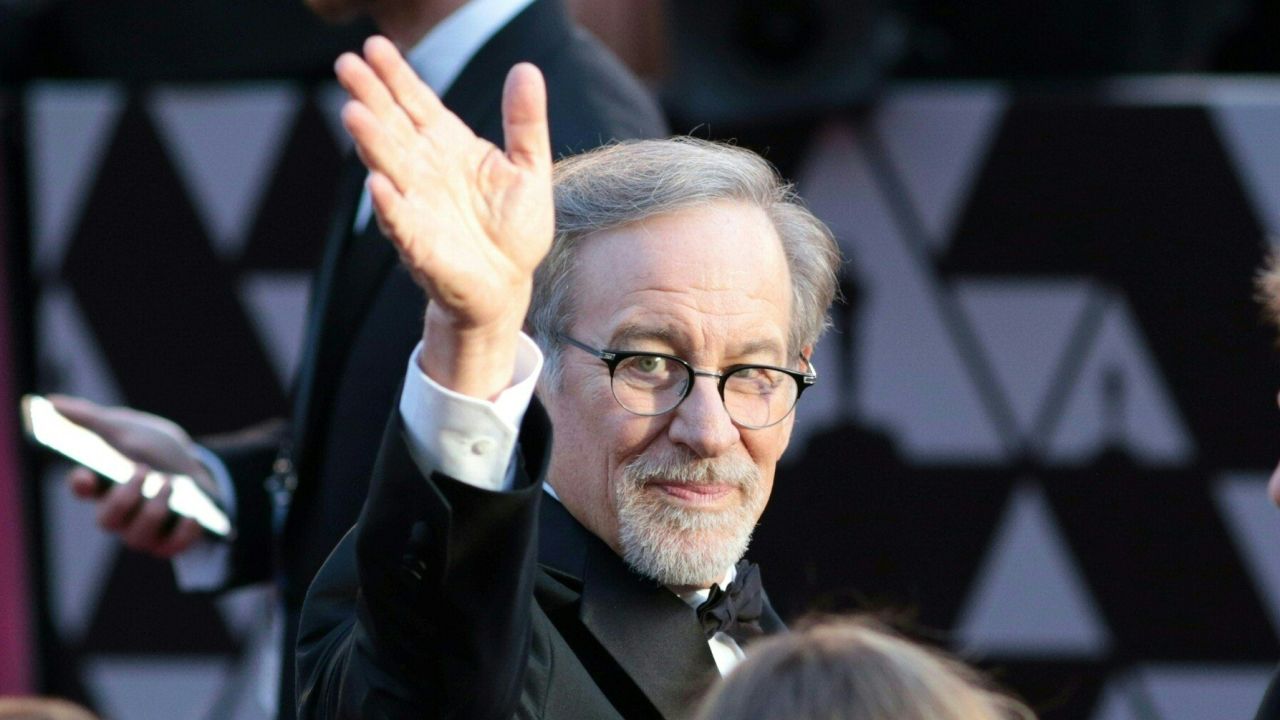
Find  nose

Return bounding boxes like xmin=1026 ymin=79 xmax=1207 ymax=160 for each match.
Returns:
xmin=667 ymin=376 xmax=738 ymax=458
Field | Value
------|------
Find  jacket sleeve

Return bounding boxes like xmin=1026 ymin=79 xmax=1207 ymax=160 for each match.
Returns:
xmin=296 ymin=404 xmax=550 ymax=720
xmin=199 ymin=419 xmax=287 ymax=589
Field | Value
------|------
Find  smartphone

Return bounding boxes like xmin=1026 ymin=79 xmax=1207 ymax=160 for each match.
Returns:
xmin=20 ymin=394 xmax=234 ymax=540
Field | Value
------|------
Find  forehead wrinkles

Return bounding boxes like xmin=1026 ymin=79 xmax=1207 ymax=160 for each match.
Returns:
xmin=567 ymin=202 xmax=791 ymax=342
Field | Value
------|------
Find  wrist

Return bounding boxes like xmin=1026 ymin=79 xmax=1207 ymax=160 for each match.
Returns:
xmin=420 ymin=302 xmax=527 ymax=400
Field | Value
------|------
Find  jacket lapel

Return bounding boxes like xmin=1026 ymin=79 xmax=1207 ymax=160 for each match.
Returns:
xmin=580 ymin=542 xmax=721 ymax=719
xmin=538 ymin=500 xmax=719 ymax=719
xmin=290 ymin=155 xmax=374 ymax=447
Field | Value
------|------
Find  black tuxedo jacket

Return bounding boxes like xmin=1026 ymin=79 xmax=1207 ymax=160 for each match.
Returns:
xmin=204 ymin=2 xmax=666 ymax=716
xmin=296 ymin=403 xmax=785 ymax=720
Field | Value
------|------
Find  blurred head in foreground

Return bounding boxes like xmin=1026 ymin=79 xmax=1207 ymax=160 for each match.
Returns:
xmin=695 ymin=617 xmax=1034 ymax=720
xmin=0 ymin=697 xmax=98 ymax=720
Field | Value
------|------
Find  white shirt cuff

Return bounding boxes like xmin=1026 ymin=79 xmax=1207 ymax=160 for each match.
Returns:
xmin=171 ymin=445 xmax=235 ymax=591
xmin=399 ymin=332 xmax=543 ymax=492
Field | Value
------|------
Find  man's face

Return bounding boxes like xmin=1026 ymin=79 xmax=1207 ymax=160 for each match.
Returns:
xmin=540 ymin=200 xmax=799 ymax=589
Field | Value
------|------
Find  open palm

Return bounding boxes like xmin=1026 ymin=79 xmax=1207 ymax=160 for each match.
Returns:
xmin=336 ymin=37 xmax=553 ymax=332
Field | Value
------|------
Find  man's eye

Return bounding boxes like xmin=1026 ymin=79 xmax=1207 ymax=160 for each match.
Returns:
xmin=633 ymin=356 xmax=665 ymax=373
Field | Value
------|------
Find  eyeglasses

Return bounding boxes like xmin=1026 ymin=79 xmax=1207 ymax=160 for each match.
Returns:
xmin=558 ymin=334 xmax=816 ymax=429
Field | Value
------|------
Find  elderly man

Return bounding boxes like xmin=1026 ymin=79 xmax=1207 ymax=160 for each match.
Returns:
xmin=296 ymin=39 xmax=840 ymax=718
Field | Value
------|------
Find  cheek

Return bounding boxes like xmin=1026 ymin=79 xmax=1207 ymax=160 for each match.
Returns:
xmin=744 ymin=425 xmax=791 ymax=467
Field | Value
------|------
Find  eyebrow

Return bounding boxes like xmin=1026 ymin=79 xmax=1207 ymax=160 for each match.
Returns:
xmin=607 ymin=324 xmax=680 ymax=349
xmin=606 ymin=324 xmax=785 ymax=363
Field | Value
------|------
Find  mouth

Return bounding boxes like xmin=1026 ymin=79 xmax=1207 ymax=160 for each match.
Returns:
xmin=647 ymin=481 xmax=737 ymax=506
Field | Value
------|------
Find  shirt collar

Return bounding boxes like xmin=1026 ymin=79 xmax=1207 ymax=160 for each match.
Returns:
xmin=404 ymin=0 xmax=538 ymax=96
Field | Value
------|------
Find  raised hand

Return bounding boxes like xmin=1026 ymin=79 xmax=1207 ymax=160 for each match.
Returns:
xmin=335 ymin=37 xmax=554 ymax=399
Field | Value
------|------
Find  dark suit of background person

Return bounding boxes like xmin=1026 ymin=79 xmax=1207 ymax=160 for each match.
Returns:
xmin=206 ymin=1 xmax=667 ymax=716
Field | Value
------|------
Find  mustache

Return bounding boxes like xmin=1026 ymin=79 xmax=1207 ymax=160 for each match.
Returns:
xmin=621 ymin=448 xmax=760 ymax=489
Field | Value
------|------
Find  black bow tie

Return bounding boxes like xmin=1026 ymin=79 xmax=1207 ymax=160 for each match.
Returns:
xmin=696 ymin=559 xmax=764 ymax=644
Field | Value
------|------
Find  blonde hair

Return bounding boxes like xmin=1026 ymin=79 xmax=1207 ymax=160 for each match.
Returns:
xmin=0 ymin=697 xmax=98 ymax=720
xmin=695 ymin=617 xmax=1035 ymax=720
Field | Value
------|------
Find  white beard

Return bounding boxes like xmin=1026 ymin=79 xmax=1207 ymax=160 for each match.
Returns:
xmin=615 ymin=448 xmax=765 ymax=587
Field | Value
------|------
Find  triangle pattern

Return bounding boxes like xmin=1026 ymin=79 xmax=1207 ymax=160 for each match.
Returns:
xmin=1210 ymin=103 xmax=1280 ymax=242
xmin=873 ymin=85 xmax=1007 ymax=253
xmin=1046 ymin=294 xmax=1195 ymax=465
xmin=1137 ymin=664 xmax=1275 ymax=720
xmin=80 ymin=547 xmax=238 ymax=655
xmin=795 ymin=122 xmax=1006 ymax=462
xmin=84 ymin=656 xmax=231 ymax=720
xmin=40 ymin=468 xmax=118 ymax=643
xmin=60 ymin=97 xmax=287 ymax=431
xmin=238 ymin=272 xmax=313 ymax=386
xmin=218 ymin=667 xmax=277 ymax=720
xmin=1090 ymin=676 xmax=1151 ymax=720
xmin=1214 ymin=472 xmax=1280 ymax=637
xmin=148 ymin=86 xmax=300 ymax=259
xmin=36 ymin=285 xmax=126 ymax=404
xmin=954 ymin=279 xmax=1094 ymax=443
xmin=26 ymin=84 xmax=125 ymax=278
xmin=955 ymin=483 xmax=1111 ymax=657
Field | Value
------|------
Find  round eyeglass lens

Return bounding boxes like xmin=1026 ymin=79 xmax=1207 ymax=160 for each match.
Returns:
xmin=723 ymin=367 xmax=799 ymax=428
xmin=611 ymin=354 xmax=690 ymax=416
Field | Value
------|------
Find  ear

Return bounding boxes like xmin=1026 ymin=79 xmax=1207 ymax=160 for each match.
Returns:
xmin=774 ymin=345 xmax=815 ymax=460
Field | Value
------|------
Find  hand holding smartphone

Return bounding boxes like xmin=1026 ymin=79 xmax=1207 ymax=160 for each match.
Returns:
xmin=21 ymin=394 xmax=234 ymax=540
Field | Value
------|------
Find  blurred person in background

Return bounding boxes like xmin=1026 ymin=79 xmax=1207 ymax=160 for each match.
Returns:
xmin=695 ymin=617 xmax=1034 ymax=720
xmin=50 ymin=1 xmax=665 ymax=718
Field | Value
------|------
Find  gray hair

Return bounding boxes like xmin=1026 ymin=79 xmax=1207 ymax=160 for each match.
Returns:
xmin=528 ymin=136 xmax=841 ymax=383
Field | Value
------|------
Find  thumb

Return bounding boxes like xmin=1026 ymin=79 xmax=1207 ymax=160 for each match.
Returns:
xmin=501 ymin=63 xmax=550 ymax=174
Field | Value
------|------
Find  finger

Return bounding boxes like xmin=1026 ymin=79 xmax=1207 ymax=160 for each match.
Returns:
xmin=67 ymin=467 xmax=102 ymax=499
xmin=501 ymin=63 xmax=551 ymax=173
xmin=363 ymin=35 xmax=448 ymax=131
xmin=153 ymin=517 xmax=202 ymax=558
xmin=341 ymin=100 xmax=412 ymax=192
xmin=335 ymin=44 xmax=409 ymax=133
xmin=97 ymin=469 xmax=146 ymax=533
xmin=368 ymin=171 xmax=408 ymax=235
xmin=122 ymin=478 xmax=177 ymax=552
xmin=368 ymin=171 xmax=441 ymax=276
xmin=337 ymin=41 xmax=432 ymax=155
